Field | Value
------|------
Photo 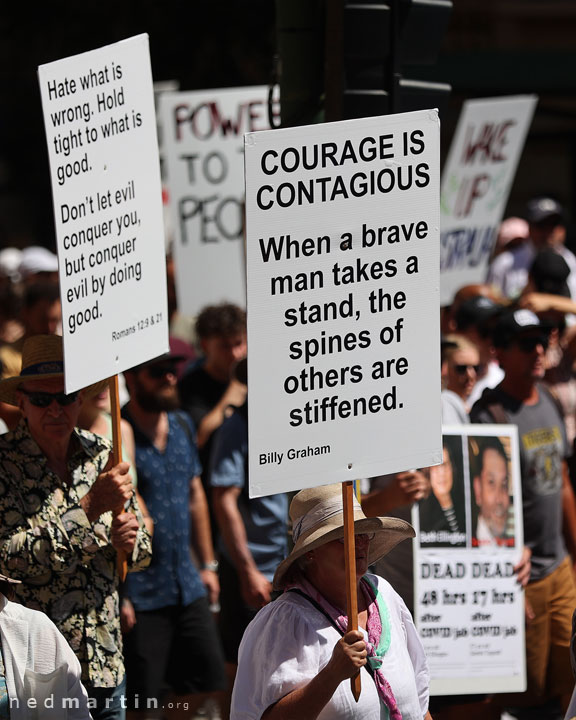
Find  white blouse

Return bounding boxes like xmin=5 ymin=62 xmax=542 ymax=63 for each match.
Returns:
xmin=231 ymin=573 xmax=429 ymax=720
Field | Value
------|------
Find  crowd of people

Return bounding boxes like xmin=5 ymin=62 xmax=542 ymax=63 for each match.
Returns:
xmin=0 ymin=194 xmax=576 ymax=720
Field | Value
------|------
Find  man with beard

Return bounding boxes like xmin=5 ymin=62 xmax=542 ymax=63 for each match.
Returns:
xmin=121 ymin=343 xmax=226 ymax=718
xmin=471 ymin=437 xmax=513 ymax=547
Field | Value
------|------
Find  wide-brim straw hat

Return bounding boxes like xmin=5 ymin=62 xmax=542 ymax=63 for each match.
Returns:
xmin=273 ymin=483 xmax=415 ymax=590
xmin=0 ymin=334 xmax=108 ymax=405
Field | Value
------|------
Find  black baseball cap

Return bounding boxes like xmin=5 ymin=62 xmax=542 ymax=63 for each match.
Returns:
xmin=530 ymin=249 xmax=571 ymax=298
xmin=492 ymin=309 xmax=551 ymax=348
xmin=455 ymin=296 xmax=503 ymax=334
xmin=526 ymin=197 xmax=565 ymax=225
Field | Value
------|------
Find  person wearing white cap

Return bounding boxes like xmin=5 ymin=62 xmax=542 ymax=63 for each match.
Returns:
xmin=0 ymin=248 xmax=23 ymax=286
xmin=231 ymin=483 xmax=431 ymax=720
xmin=17 ymin=246 xmax=59 ymax=284
xmin=0 ymin=572 xmax=91 ymax=718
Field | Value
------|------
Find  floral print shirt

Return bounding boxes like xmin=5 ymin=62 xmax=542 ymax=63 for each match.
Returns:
xmin=0 ymin=420 xmax=152 ymax=688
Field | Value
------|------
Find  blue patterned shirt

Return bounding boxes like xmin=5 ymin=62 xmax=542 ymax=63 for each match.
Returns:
xmin=122 ymin=409 xmax=205 ymax=610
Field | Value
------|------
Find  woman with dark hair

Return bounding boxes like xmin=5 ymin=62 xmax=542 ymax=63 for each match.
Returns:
xmin=419 ymin=439 xmax=465 ymax=546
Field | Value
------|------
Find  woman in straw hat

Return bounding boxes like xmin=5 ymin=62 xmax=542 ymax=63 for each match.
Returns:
xmin=0 ymin=572 xmax=91 ymax=719
xmin=231 ymin=483 xmax=432 ymax=720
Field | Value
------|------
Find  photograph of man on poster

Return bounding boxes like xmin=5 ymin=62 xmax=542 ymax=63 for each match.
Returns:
xmin=419 ymin=435 xmax=466 ymax=547
xmin=470 ymin=435 xmax=515 ymax=547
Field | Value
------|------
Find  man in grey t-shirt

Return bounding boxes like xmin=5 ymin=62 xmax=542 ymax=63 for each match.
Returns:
xmin=471 ymin=308 xmax=576 ymax=717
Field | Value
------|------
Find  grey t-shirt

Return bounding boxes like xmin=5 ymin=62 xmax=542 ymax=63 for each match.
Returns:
xmin=470 ymin=386 xmax=568 ymax=581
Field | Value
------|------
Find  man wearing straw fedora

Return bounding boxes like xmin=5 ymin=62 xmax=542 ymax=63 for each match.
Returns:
xmin=0 ymin=334 xmax=152 ymax=720
xmin=231 ymin=483 xmax=431 ymax=720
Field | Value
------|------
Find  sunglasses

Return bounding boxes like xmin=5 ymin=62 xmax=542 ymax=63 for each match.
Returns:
xmin=146 ymin=364 xmax=178 ymax=379
xmin=515 ymin=336 xmax=549 ymax=353
xmin=454 ymin=364 xmax=481 ymax=375
xmin=337 ymin=533 xmax=375 ymax=544
xmin=20 ymin=389 xmax=79 ymax=408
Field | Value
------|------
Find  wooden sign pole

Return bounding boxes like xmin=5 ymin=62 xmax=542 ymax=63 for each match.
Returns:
xmin=342 ymin=480 xmax=361 ymax=701
xmin=109 ymin=375 xmax=128 ymax=582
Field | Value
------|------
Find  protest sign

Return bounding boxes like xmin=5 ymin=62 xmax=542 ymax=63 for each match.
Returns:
xmin=38 ymin=34 xmax=168 ymax=393
xmin=160 ymin=86 xmax=279 ymax=315
xmin=245 ymin=110 xmax=442 ymax=498
xmin=414 ymin=425 xmax=525 ymax=694
xmin=440 ymin=95 xmax=537 ymax=306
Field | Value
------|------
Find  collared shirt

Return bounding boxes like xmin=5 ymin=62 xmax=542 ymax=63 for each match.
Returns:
xmin=0 ymin=420 xmax=152 ymax=688
xmin=122 ymin=409 xmax=205 ymax=611
xmin=473 ymin=515 xmax=514 ymax=548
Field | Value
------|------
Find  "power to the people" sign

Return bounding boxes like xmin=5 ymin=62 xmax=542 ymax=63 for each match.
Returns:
xmin=160 ymin=86 xmax=279 ymax=315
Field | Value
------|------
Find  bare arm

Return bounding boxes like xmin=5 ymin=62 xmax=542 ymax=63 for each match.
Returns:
xmin=118 ymin=418 xmax=154 ymax=536
xmin=195 ymin=379 xmax=247 ymax=449
xmin=213 ymin=485 xmax=271 ymax=608
xmin=189 ymin=475 xmax=219 ymax=604
xmin=262 ymin=631 xmax=367 ymax=720
xmin=362 ymin=471 xmax=430 ymax=517
xmin=518 ymin=292 xmax=576 ymax=317
xmin=120 ymin=417 xmax=137 ymax=472
xmin=513 ymin=545 xmax=532 ymax=588
xmin=134 ymin=490 xmax=154 ymax=537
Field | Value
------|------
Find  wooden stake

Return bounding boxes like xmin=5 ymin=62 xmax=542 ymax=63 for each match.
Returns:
xmin=342 ymin=480 xmax=361 ymax=701
xmin=109 ymin=376 xmax=128 ymax=582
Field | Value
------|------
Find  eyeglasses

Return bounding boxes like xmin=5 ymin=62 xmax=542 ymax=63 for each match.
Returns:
xmin=146 ymin=364 xmax=178 ymax=379
xmin=337 ymin=533 xmax=375 ymax=544
xmin=454 ymin=364 xmax=481 ymax=375
xmin=515 ymin=336 xmax=549 ymax=353
xmin=20 ymin=389 xmax=79 ymax=408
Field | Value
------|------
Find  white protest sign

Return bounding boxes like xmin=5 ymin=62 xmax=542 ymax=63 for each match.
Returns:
xmin=245 ymin=110 xmax=442 ymax=498
xmin=440 ymin=95 xmax=537 ymax=306
xmin=38 ymin=34 xmax=168 ymax=393
xmin=160 ymin=86 xmax=279 ymax=315
xmin=414 ymin=425 xmax=525 ymax=694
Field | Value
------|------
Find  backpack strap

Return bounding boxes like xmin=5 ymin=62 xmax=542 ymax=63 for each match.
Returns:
xmin=537 ymin=382 xmax=565 ymax=422
xmin=475 ymin=387 xmax=510 ymax=424
xmin=173 ymin=410 xmax=197 ymax=446
xmin=484 ymin=400 xmax=509 ymax=424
